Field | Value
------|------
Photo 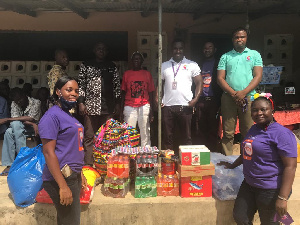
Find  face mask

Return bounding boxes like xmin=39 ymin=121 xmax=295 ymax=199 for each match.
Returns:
xmin=59 ymin=96 xmax=76 ymax=111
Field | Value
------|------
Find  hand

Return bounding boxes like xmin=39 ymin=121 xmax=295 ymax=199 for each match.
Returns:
xmin=0 ymin=118 xmax=9 ymax=125
xmin=59 ymin=186 xmax=73 ymax=206
xmin=78 ymin=103 xmax=87 ymax=116
xmin=119 ymin=112 xmax=124 ymax=122
xmin=149 ymin=109 xmax=154 ymax=123
xmin=81 ymin=171 xmax=88 ymax=191
xmin=235 ymin=98 xmax=246 ymax=107
xmin=217 ymin=161 xmax=235 ymax=169
xmin=233 ymin=90 xmax=246 ymax=102
xmin=275 ymin=198 xmax=287 ymax=217
xmin=188 ymin=98 xmax=197 ymax=107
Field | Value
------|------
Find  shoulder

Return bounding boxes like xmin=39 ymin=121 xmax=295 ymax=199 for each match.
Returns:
xmin=29 ymin=97 xmax=41 ymax=105
xmin=269 ymin=122 xmax=294 ymax=138
xmin=246 ymin=48 xmax=261 ymax=56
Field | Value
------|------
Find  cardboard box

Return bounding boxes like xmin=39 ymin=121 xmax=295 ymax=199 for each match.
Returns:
xmin=180 ymin=176 xmax=212 ymax=198
xmin=179 ymin=145 xmax=210 ymax=165
xmin=178 ymin=163 xmax=215 ymax=177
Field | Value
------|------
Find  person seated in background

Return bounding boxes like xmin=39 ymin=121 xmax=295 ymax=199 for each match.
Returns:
xmin=48 ymin=49 xmax=69 ymax=96
xmin=0 ymin=87 xmax=41 ymax=176
xmin=120 ymin=51 xmax=155 ymax=147
xmin=0 ymin=95 xmax=9 ymax=137
xmin=36 ymin=87 xmax=50 ymax=117
xmin=23 ymin=83 xmax=33 ymax=97
xmin=0 ymin=80 xmax=10 ymax=101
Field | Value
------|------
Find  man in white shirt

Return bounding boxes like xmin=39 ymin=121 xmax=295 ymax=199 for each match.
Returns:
xmin=160 ymin=39 xmax=203 ymax=152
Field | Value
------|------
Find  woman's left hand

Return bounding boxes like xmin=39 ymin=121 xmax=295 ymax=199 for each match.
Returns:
xmin=81 ymin=171 xmax=88 ymax=191
xmin=275 ymin=198 xmax=288 ymax=217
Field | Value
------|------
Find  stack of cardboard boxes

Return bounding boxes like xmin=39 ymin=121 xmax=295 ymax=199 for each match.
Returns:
xmin=178 ymin=145 xmax=215 ymax=198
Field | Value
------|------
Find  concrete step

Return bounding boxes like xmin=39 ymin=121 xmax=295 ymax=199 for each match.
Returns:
xmin=0 ymin=168 xmax=299 ymax=225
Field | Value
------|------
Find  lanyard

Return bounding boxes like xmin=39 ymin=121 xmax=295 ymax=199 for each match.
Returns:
xmin=172 ymin=61 xmax=182 ymax=81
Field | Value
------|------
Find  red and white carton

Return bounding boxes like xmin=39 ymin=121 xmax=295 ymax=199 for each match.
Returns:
xmin=180 ymin=175 xmax=212 ymax=198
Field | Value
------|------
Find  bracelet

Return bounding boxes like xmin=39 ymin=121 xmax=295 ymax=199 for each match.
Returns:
xmin=278 ymin=195 xmax=288 ymax=201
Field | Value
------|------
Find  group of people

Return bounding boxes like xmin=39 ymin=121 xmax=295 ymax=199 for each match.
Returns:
xmin=0 ymin=26 xmax=297 ymax=224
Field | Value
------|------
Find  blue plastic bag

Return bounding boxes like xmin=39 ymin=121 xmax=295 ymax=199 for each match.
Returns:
xmin=7 ymin=144 xmax=45 ymax=207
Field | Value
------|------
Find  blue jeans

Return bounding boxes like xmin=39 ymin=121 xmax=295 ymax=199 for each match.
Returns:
xmin=233 ymin=180 xmax=280 ymax=225
xmin=43 ymin=172 xmax=82 ymax=225
xmin=1 ymin=121 xmax=32 ymax=166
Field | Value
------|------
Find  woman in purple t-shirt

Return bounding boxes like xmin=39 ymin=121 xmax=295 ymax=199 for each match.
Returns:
xmin=219 ymin=96 xmax=297 ymax=224
xmin=38 ymin=76 xmax=87 ymax=225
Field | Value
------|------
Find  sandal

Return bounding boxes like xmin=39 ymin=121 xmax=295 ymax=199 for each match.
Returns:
xmin=0 ymin=166 xmax=10 ymax=176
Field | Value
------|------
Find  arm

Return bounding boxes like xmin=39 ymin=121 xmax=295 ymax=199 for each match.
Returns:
xmin=189 ymin=75 xmax=203 ymax=107
xmin=24 ymin=121 xmax=39 ymax=136
xmin=234 ymin=66 xmax=263 ymax=101
xmin=149 ymin=91 xmax=154 ymax=122
xmin=217 ymin=70 xmax=236 ymax=97
xmin=218 ymin=154 xmax=243 ymax=169
xmin=41 ymin=138 xmax=73 ymax=206
xmin=77 ymin=63 xmax=88 ymax=115
xmin=156 ymin=79 xmax=165 ymax=107
xmin=120 ymin=90 xmax=126 ymax=122
xmin=275 ymin=156 xmax=297 ymax=216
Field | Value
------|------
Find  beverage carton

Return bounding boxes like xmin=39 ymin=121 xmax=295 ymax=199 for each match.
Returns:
xmin=180 ymin=176 xmax=212 ymax=198
xmin=179 ymin=145 xmax=210 ymax=165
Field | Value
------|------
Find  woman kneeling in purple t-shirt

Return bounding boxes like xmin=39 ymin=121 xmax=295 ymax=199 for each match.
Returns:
xmin=219 ymin=96 xmax=297 ymax=224
xmin=38 ymin=76 xmax=87 ymax=225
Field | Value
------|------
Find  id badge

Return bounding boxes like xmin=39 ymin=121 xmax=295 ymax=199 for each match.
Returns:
xmin=172 ymin=81 xmax=177 ymax=90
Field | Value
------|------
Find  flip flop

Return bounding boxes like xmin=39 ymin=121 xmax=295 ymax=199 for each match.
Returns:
xmin=0 ymin=171 xmax=9 ymax=176
xmin=0 ymin=167 xmax=10 ymax=176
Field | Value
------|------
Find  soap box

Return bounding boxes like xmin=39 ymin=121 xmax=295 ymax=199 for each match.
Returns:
xmin=179 ymin=145 xmax=210 ymax=165
xmin=180 ymin=176 xmax=212 ymax=198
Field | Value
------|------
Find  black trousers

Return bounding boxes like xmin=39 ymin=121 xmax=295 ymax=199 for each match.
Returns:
xmin=194 ymin=97 xmax=220 ymax=152
xmin=43 ymin=172 xmax=82 ymax=225
xmin=162 ymin=105 xmax=193 ymax=152
xmin=233 ymin=180 xmax=280 ymax=225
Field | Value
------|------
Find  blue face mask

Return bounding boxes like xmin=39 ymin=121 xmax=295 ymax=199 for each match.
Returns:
xmin=59 ymin=96 xmax=76 ymax=111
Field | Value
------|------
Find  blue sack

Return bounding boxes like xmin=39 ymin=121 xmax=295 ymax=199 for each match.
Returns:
xmin=7 ymin=144 xmax=45 ymax=207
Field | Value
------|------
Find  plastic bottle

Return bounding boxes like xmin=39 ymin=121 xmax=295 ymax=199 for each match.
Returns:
xmin=147 ymin=154 xmax=153 ymax=173
xmin=168 ymin=175 xmax=174 ymax=194
xmin=173 ymin=174 xmax=179 ymax=196
xmin=156 ymin=173 xmax=163 ymax=196
xmin=107 ymin=156 xmax=114 ymax=177
xmin=123 ymin=155 xmax=129 ymax=178
xmin=118 ymin=155 xmax=125 ymax=178
xmin=112 ymin=155 xmax=119 ymax=177
xmin=142 ymin=154 xmax=147 ymax=175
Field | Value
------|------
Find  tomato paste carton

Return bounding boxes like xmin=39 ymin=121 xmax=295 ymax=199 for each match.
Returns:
xmin=179 ymin=145 xmax=210 ymax=165
xmin=178 ymin=162 xmax=215 ymax=177
xmin=180 ymin=176 xmax=212 ymax=198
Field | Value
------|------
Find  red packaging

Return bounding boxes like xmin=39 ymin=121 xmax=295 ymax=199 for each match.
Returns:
xmin=180 ymin=152 xmax=192 ymax=165
xmin=161 ymin=161 xmax=175 ymax=175
xmin=180 ymin=176 xmax=212 ymax=198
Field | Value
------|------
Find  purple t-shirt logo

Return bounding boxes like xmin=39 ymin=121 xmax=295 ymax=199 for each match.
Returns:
xmin=243 ymin=139 xmax=253 ymax=160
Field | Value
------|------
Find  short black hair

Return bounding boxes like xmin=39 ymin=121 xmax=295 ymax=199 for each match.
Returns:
xmin=54 ymin=49 xmax=67 ymax=58
xmin=9 ymin=87 xmax=24 ymax=101
xmin=232 ymin=27 xmax=248 ymax=37
xmin=172 ymin=38 xmax=185 ymax=47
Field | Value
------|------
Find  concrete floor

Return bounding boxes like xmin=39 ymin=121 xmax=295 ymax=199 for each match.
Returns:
xmin=0 ymin=142 xmax=299 ymax=224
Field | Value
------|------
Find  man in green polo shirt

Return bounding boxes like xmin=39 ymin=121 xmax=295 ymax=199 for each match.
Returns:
xmin=217 ymin=27 xmax=263 ymax=156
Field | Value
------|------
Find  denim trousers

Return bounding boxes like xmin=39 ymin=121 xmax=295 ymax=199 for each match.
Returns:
xmin=1 ymin=121 xmax=30 ymax=166
xmin=43 ymin=172 xmax=82 ymax=225
xmin=123 ymin=104 xmax=151 ymax=147
xmin=233 ymin=180 xmax=280 ymax=225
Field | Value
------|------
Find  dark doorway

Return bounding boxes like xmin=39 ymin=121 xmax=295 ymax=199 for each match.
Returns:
xmin=190 ymin=33 xmax=232 ymax=63
xmin=0 ymin=31 xmax=128 ymax=61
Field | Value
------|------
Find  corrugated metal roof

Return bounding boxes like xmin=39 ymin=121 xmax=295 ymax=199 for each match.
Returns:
xmin=0 ymin=0 xmax=298 ymax=18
